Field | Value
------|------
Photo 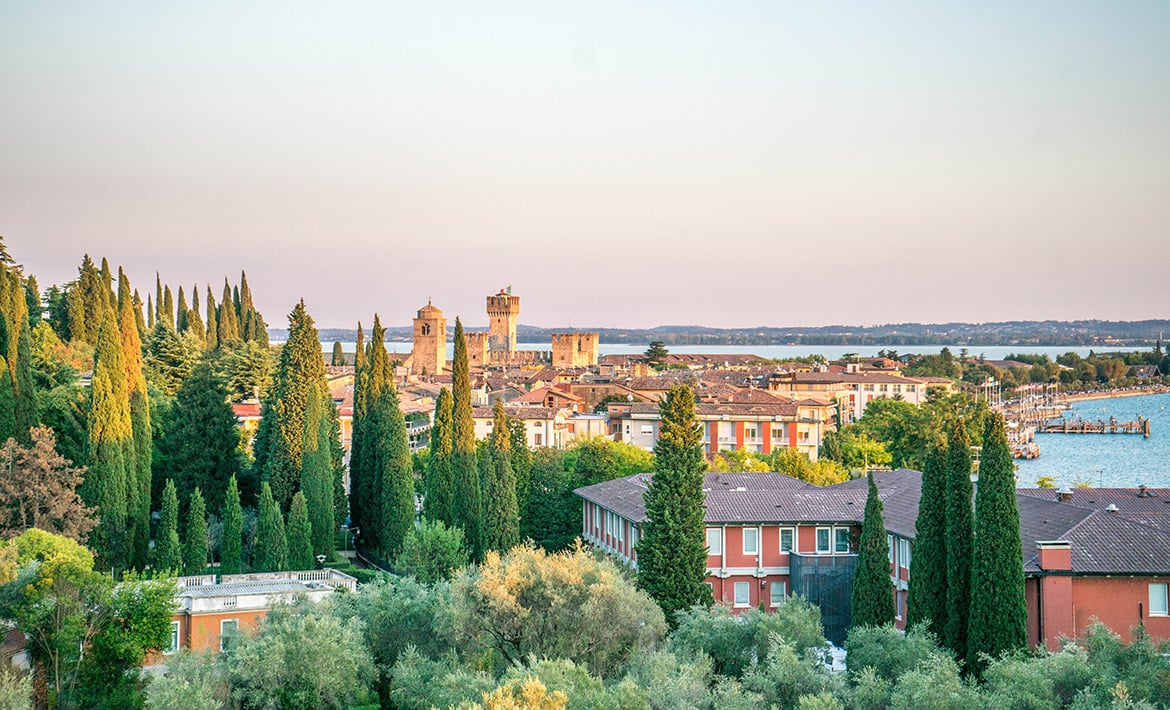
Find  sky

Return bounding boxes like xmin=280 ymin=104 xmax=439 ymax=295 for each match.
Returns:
xmin=2 ymin=2 xmax=1168 ymax=330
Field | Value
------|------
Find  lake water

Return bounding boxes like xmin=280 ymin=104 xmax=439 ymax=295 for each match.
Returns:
xmin=322 ymin=342 xmax=1136 ymax=362
xmin=1014 ymin=392 xmax=1170 ymax=489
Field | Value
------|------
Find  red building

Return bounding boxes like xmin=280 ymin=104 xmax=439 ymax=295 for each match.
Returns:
xmin=576 ymin=471 xmax=1170 ymax=648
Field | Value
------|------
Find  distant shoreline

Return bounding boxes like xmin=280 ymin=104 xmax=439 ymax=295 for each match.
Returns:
xmin=1063 ymin=387 xmax=1170 ymax=403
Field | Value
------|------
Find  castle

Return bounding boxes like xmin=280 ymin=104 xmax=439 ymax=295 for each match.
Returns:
xmin=408 ymin=288 xmax=599 ymax=373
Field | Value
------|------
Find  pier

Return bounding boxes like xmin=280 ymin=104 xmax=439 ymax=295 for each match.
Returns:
xmin=1036 ymin=416 xmax=1151 ymax=437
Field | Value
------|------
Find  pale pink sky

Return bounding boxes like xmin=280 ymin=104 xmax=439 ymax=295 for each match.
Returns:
xmin=3 ymin=2 xmax=1168 ymax=329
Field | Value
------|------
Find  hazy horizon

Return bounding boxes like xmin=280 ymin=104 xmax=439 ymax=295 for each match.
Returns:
xmin=4 ymin=2 xmax=1168 ymax=329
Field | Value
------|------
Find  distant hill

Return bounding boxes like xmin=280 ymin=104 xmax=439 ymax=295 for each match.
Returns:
xmin=272 ymin=319 xmax=1170 ymax=347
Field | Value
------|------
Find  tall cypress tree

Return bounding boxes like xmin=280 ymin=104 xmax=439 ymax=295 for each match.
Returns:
xmin=176 ymin=286 xmax=189 ymax=333
xmin=14 ymin=320 xmax=36 ymax=442
xmin=84 ymin=312 xmax=133 ymax=571
xmin=118 ymin=269 xmax=152 ymax=569
xmin=509 ymin=416 xmax=532 ymax=524
xmin=368 ymin=317 xmax=414 ymax=558
xmin=424 ymin=387 xmax=454 ymax=525
xmin=187 ymin=285 xmax=204 ymax=344
xmin=907 ymin=445 xmax=948 ymax=638
xmin=162 ymin=285 xmax=174 ymax=330
xmin=637 ymin=385 xmax=712 ymax=625
xmin=67 ymin=280 xmax=87 ymax=344
xmin=300 ymin=383 xmax=336 ymax=557
xmin=204 ymin=286 xmax=219 ymax=350
xmin=450 ymin=318 xmax=481 ymax=558
xmin=77 ymin=255 xmax=107 ymax=344
xmin=287 ymin=491 xmax=314 ymax=571
xmin=146 ymin=294 xmax=154 ymax=329
xmin=133 ymin=289 xmax=146 ymax=339
xmin=967 ymin=413 xmax=1027 ymax=674
xmin=482 ymin=400 xmax=519 ymax=553
xmin=850 ymin=473 xmax=896 ymax=629
xmin=349 ymin=320 xmax=385 ymax=549
xmin=221 ymin=475 xmax=243 ymax=575
xmin=0 ymin=350 xmax=16 ymax=444
xmin=154 ymin=274 xmax=163 ymax=330
xmin=331 ymin=341 xmax=345 ymax=366
xmin=182 ymin=487 xmax=209 ymax=575
xmin=155 ymin=479 xmax=182 ymax=573
xmin=217 ymin=279 xmax=240 ymax=345
xmin=256 ymin=300 xmax=326 ymax=509
xmin=944 ymin=419 xmax=974 ymax=663
xmin=254 ymin=482 xmax=288 ymax=572
xmin=347 ymin=323 xmax=368 ymax=537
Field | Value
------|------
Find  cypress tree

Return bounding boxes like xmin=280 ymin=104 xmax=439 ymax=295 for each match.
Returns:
xmin=850 ymin=473 xmax=896 ymax=629
xmin=287 ymin=491 xmax=314 ymax=570
xmin=907 ymin=445 xmax=948 ymax=638
xmin=84 ymin=312 xmax=133 ymax=571
xmin=636 ymin=384 xmax=712 ymax=625
xmin=943 ymin=419 xmax=974 ymax=662
xmin=187 ymin=285 xmax=204 ymax=344
xmin=424 ymin=387 xmax=454 ymax=525
xmin=327 ymin=398 xmax=347 ymax=530
xmin=14 ymin=320 xmax=36 ymax=442
xmin=351 ymin=316 xmax=387 ymax=549
xmin=0 ymin=353 xmax=16 ymax=444
xmin=221 ymin=475 xmax=243 ymax=575
xmin=99 ymin=257 xmax=115 ymax=310
xmin=967 ymin=413 xmax=1027 ymax=674
xmin=450 ymin=317 xmax=481 ymax=558
xmin=176 ymin=286 xmax=189 ymax=333
xmin=367 ymin=316 xmax=414 ymax=558
xmin=133 ymin=289 xmax=146 ymax=339
xmin=254 ymin=482 xmax=288 ymax=572
xmin=348 ymin=324 xmax=369 ymax=537
xmin=159 ymin=362 xmax=241 ymax=514
xmin=509 ymin=416 xmax=532 ymax=522
xmin=182 ymin=487 xmax=209 ymax=575
xmin=118 ymin=269 xmax=152 ymax=569
xmin=146 ymin=294 xmax=154 ymax=329
xmin=66 ymin=281 xmax=87 ymax=344
xmin=154 ymin=273 xmax=163 ymax=329
xmin=257 ymin=300 xmax=326 ymax=509
xmin=162 ymin=285 xmax=174 ymax=330
xmin=77 ymin=255 xmax=107 ymax=344
xmin=155 ymin=479 xmax=182 ymax=573
xmin=331 ymin=341 xmax=345 ymax=366
xmin=217 ymin=279 xmax=240 ymax=344
xmin=300 ymin=383 xmax=336 ymax=557
xmin=205 ymin=286 xmax=219 ymax=350
xmin=482 ymin=400 xmax=519 ymax=553
xmin=25 ymin=275 xmax=40 ymax=326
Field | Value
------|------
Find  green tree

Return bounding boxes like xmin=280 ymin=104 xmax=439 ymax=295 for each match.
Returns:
xmin=220 ymin=475 xmax=243 ymax=575
xmin=117 ymin=270 xmax=152 ymax=569
xmin=521 ymin=448 xmax=579 ymax=552
xmin=571 ymin=437 xmax=618 ymax=485
xmin=482 ymin=401 xmax=519 ymax=553
xmin=255 ymin=300 xmax=326 ymax=510
xmin=396 ymin=518 xmax=469 ymax=584
xmin=175 ymin=286 xmax=188 ymax=334
xmin=967 ymin=413 xmax=1027 ymax=674
xmin=154 ymin=479 xmax=182 ymax=573
xmin=204 ymin=285 xmax=218 ymax=350
xmin=253 ymin=482 xmax=287 ymax=572
xmin=83 ymin=313 xmax=132 ymax=571
xmin=424 ymin=387 xmax=455 ymax=526
xmin=906 ymin=446 xmax=948 ymax=638
xmin=299 ymin=383 xmax=336 ymax=557
xmin=451 ymin=317 xmax=481 ymax=558
xmin=645 ymin=341 xmax=669 ymax=368
xmin=850 ymin=473 xmax=896 ymax=629
xmin=331 ymin=341 xmax=345 ymax=366
xmin=373 ymin=323 xmax=415 ymax=559
xmin=509 ymin=416 xmax=533 ymax=519
xmin=216 ymin=279 xmax=239 ymax=345
xmin=286 ymin=491 xmax=314 ymax=571
xmin=225 ymin=339 xmax=272 ymax=401
xmin=158 ymin=362 xmax=242 ymax=515
xmin=347 ymin=323 xmax=369 ymax=540
xmin=0 ymin=350 xmax=16 ymax=445
xmin=636 ymin=384 xmax=712 ymax=625
xmin=183 ymin=487 xmax=208 ymax=575
xmin=943 ymin=419 xmax=974 ymax=663
xmin=143 ymin=321 xmax=199 ymax=396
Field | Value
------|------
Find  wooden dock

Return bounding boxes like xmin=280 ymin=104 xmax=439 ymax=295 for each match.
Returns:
xmin=1036 ymin=416 xmax=1151 ymax=437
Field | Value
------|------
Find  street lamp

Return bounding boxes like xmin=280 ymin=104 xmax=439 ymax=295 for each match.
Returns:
xmin=316 ymin=554 xmax=327 ymax=569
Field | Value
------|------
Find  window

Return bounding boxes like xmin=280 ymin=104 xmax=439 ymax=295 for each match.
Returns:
xmin=835 ymin=527 xmax=851 ymax=553
xmin=1151 ymin=583 xmax=1169 ymax=616
xmin=165 ymin=621 xmax=180 ymax=655
xmin=630 ymin=526 xmax=639 ymax=548
xmin=593 ymin=505 xmax=600 ymax=531
xmin=734 ymin=581 xmax=750 ymax=607
xmin=816 ymin=527 xmax=831 ymax=554
xmin=899 ymin=539 xmax=912 ymax=569
xmin=770 ymin=580 xmax=787 ymax=607
xmin=888 ymin=534 xmax=895 ymax=564
xmin=896 ymin=592 xmax=904 ymax=620
xmin=743 ymin=527 xmax=759 ymax=555
xmin=779 ymin=527 xmax=794 ymax=553
xmin=706 ymin=528 xmax=723 ymax=555
xmin=745 ymin=425 xmax=758 ymax=440
xmin=220 ymin=619 xmax=239 ymax=652
xmin=534 ymin=433 xmax=542 ymax=446
xmin=640 ymin=424 xmax=654 ymax=435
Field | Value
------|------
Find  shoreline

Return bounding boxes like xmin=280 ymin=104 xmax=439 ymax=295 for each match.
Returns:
xmin=1062 ymin=387 xmax=1170 ymax=404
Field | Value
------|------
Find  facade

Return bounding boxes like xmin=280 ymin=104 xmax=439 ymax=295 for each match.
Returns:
xmin=551 ymin=333 xmax=600 ymax=368
xmin=152 ymin=569 xmax=357 ymax=664
xmin=577 ymin=471 xmax=1170 ymax=648
xmin=410 ymin=302 xmax=447 ymax=376
xmin=487 ymin=289 xmax=521 ymax=356
xmin=767 ymin=371 xmax=937 ymax=424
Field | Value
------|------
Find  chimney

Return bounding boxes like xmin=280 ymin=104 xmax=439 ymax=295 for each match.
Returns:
xmin=1036 ymin=540 xmax=1072 ymax=571
xmin=1057 ymin=486 xmax=1073 ymax=503
xmin=1138 ymin=484 xmax=1149 ymax=498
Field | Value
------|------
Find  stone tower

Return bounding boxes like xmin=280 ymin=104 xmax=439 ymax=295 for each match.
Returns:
xmin=551 ymin=333 xmax=600 ymax=367
xmin=486 ymin=288 xmax=520 ymax=356
xmin=411 ymin=301 xmax=446 ymax=376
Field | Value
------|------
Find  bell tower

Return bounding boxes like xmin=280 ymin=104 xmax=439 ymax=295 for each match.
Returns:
xmin=411 ymin=300 xmax=446 ymax=376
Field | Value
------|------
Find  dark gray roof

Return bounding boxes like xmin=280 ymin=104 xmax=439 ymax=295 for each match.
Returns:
xmin=830 ymin=469 xmax=924 ymax=539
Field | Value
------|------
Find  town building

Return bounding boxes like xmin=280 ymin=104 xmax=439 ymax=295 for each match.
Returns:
xmin=552 ymin=332 xmax=600 ymax=368
xmin=576 ymin=471 xmax=1170 ymax=648
xmin=410 ymin=301 xmax=447 ymax=377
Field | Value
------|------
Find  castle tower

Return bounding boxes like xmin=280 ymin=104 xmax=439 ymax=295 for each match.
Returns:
xmin=552 ymin=332 xmax=600 ymax=367
xmin=411 ymin=301 xmax=446 ymax=376
xmin=486 ymin=288 xmax=520 ymax=356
